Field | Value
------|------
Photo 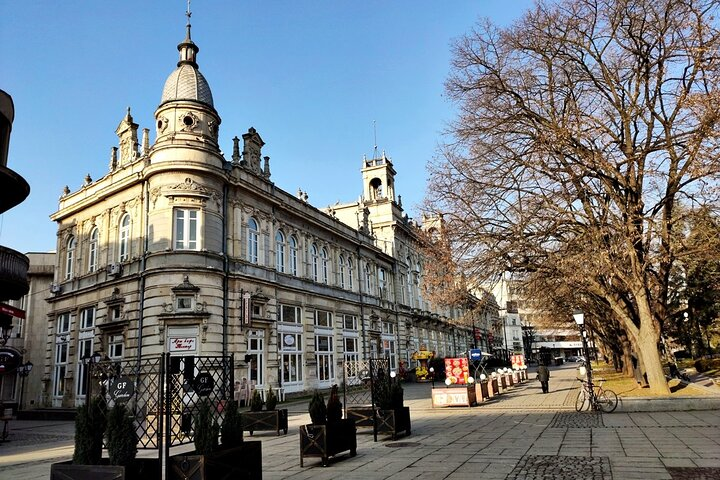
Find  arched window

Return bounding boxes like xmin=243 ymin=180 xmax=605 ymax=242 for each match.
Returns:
xmin=65 ymin=236 xmax=76 ymax=279
xmin=364 ymin=262 xmax=372 ymax=292
xmin=321 ymin=247 xmax=329 ymax=284
xmin=88 ymin=228 xmax=98 ymax=273
xmin=275 ymin=230 xmax=286 ymax=273
xmin=310 ymin=244 xmax=319 ymax=282
xmin=338 ymin=254 xmax=346 ymax=289
xmin=118 ymin=214 xmax=130 ymax=262
xmin=289 ymin=235 xmax=298 ymax=276
xmin=247 ymin=217 xmax=259 ymax=264
xmin=378 ymin=267 xmax=387 ymax=297
xmin=347 ymin=257 xmax=354 ymax=289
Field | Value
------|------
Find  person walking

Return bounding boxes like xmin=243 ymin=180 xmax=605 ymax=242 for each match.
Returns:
xmin=537 ymin=363 xmax=550 ymax=393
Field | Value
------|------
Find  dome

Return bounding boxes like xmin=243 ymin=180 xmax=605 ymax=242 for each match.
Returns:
xmin=161 ymin=64 xmax=214 ymax=107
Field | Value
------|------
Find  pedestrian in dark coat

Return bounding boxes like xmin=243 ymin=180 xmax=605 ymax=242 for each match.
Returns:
xmin=537 ymin=364 xmax=550 ymax=393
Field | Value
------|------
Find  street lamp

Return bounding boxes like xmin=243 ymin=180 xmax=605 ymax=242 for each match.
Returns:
xmin=17 ymin=361 xmax=33 ymax=411
xmin=81 ymin=352 xmax=102 ymax=401
xmin=0 ymin=313 xmax=13 ymax=345
xmin=429 ymin=367 xmax=435 ymax=388
xmin=573 ymin=310 xmax=595 ymax=407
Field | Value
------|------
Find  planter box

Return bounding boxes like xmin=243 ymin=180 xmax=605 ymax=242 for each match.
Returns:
xmin=241 ymin=409 xmax=288 ymax=436
xmin=168 ymin=442 xmax=262 ymax=480
xmin=50 ymin=458 xmax=160 ymax=480
xmin=431 ymin=386 xmax=477 ymax=407
xmin=476 ymin=382 xmax=489 ymax=401
xmin=299 ymin=419 xmax=357 ymax=467
xmin=377 ymin=407 xmax=411 ymax=439
xmin=346 ymin=406 xmax=375 ymax=428
xmin=499 ymin=375 xmax=508 ymax=390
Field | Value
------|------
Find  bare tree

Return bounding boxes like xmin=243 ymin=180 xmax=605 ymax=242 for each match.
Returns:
xmin=427 ymin=0 xmax=720 ymax=394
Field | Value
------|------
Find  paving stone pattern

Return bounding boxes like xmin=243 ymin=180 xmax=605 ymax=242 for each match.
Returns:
xmin=507 ymin=454 xmax=611 ymax=480
xmin=667 ymin=467 xmax=720 ymax=480
xmin=550 ymin=411 xmax=604 ymax=428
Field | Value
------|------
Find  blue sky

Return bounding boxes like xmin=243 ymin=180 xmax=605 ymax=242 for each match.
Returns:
xmin=1 ymin=1 xmax=534 ymax=253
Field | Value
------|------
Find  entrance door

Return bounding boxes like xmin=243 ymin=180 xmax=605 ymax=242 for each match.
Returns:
xmin=247 ymin=330 xmax=265 ymax=389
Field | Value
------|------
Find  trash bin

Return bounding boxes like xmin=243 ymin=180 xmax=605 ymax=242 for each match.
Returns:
xmin=554 ymin=357 xmax=564 ymax=366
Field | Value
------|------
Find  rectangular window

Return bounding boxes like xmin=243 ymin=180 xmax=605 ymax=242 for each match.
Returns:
xmin=109 ymin=334 xmax=124 ymax=360
xmin=57 ymin=313 xmax=71 ymax=334
xmin=314 ymin=310 xmax=333 ymax=328
xmin=76 ymin=338 xmax=92 ymax=397
xmin=280 ymin=331 xmax=303 ymax=387
xmin=400 ymin=274 xmax=406 ymax=304
xmin=344 ymin=336 xmax=359 ymax=365
xmin=80 ymin=307 xmax=95 ymax=330
xmin=53 ymin=339 xmax=68 ymax=399
xmin=110 ymin=306 xmax=121 ymax=321
xmin=176 ymin=295 xmax=194 ymax=311
xmin=174 ymin=209 xmax=199 ymax=250
xmin=382 ymin=321 xmax=395 ymax=335
xmin=342 ymin=314 xmax=358 ymax=331
xmin=280 ymin=305 xmax=301 ymax=323
xmin=315 ymin=333 xmax=334 ymax=383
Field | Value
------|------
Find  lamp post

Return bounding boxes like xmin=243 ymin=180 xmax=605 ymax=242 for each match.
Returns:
xmin=429 ymin=367 xmax=435 ymax=388
xmin=81 ymin=352 xmax=102 ymax=402
xmin=573 ymin=310 xmax=595 ymax=407
xmin=17 ymin=361 xmax=33 ymax=411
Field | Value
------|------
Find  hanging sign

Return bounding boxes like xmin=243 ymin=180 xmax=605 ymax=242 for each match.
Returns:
xmin=0 ymin=348 xmax=21 ymax=374
xmin=194 ymin=372 xmax=215 ymax=397
xmin=240 ymin=292 xmax=252 ymax=326
xmin=109 ymin=376 xmax=135 ymax=404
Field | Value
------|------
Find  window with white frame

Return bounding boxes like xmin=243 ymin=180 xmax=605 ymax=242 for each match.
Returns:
xmin=378 ymin=268 xmax=387 ymax=298
xmin=247 ymin=217 xmax=259 ymax=264
xmin=280 ymin=304 xmax=301 ymax=323
xmin=174 ymin=208 xmax=199 ymax=250
xmin=118 ymin=214 xmax=130 ymax=262
xmin=315 ymin=333 xmax=334 ymax=383
xmin=76 ymin=337 xmax=93 ymax=397
xmin=280 ymin=331 xmax=303 ymax=388
xmin=108 ymin=334 xmax=124 ymax=360
xmin=275 ymin=230 xmax=286 ymax=272
xmin=80 ymin=306 xmax=95 ymax=330
xmin=321 ymin=247 xmax=329 ymax=284
xmin=88 ymin=228 xmax=98 ymax=273
xmin=310 ymin=244 xmax=319 ymax=281
xmin=382 ymin=321 xmax=395 ymax=335
xmin=176 ymin=295 xmax=194 ymax=312
xmin=342 ymin=314 xmax=358 ymax=331
xmin=400 ymin=274 xmax=406 ymax=304
xmin=344 ymin=336 xmax=359 ymax=365
xmin=382 ymin=337 xmax=397 ymax=370
xmin=53 ymin=313 xmax=71 ymax=400
xmin=314 ymin=309 xmax=333 ymax=328
xmin=65 ymin=236 xmax=76 ymax=279
xmin=338 ymin=255 xmax=346 ymax=288
xmin=364 ymin=263 xmax=372 ymax=293
xmin=289 ymin=235 xmax=298 ymax=276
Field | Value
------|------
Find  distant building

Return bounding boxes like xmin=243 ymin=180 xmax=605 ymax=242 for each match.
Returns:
xmin=40 ymin=18 xmax=472 ymax=408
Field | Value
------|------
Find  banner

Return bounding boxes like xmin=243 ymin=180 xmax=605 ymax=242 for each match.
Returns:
xmin=511 ymin=354 xmax=526 ymax=369
xmin=241 ymin=292 xmax=252 ymax=326
xmin=444 ymin=357 xmax=469 ymax=385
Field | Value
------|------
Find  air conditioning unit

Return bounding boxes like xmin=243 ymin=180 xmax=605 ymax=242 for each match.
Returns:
xmin=50 ymin=283 xmax=62 ymax=294
xmin=108 ymin=263 xmax=122 ymax=276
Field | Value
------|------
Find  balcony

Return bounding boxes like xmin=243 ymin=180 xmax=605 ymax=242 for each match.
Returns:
xmin=0 ymin=165 xmax=30 ymax=215
xmin=0 ymin=245 xmax=29 ymax=300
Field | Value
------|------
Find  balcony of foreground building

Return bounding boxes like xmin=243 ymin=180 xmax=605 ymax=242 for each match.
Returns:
xmin=0 ymin=164 xmax=30 ymax=214
xmin=0 ymin=245 xmax=29 ymax=301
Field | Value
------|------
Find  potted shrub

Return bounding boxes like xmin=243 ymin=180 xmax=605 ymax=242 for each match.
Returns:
xmin=241 ymin=387 xmax=288 ymax=436
xmin=168 ymin=398 xmax=263 ymax=480
xmin=376 ymin=377 xmax=411 ymax=440
xmin=220 ymin=399 xmax=243 ymax=447
xmin=299 ymin=387 xmax=357 ymax=467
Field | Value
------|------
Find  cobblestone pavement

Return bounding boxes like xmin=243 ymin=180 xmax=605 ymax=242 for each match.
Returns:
xmin=1 ymin=364 xmax=719 ymax=479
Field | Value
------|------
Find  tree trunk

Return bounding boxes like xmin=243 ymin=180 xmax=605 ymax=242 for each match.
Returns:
xmin=621 ymin=338 xmax=633 ymax=377
xmin=636 ymin=326 xmax=670 ymax=395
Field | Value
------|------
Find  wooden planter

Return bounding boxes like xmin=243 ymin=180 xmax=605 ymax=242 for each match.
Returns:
xmin=299 ymin=419 xmax=357 ymax=467
xmin=346 ymin=406 xmax=375 ymax=428
xmin=50 ymin=458 xmax=160 ymax=480
xmin=168 ymin=441 xmax=262 ymax=480
xmin=500 ymin=375 xmax=508 ymax=390
xmin=491 ymin=378 xmax=499 ymax=395
xmin=241 ymin=409 xmax=288 ymax=436
xmin=377 ymin=406 xmax=411 ymax=440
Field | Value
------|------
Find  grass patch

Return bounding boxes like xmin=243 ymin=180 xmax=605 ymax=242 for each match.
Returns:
xmin=581 ymin=363 xmax=714 ymax=397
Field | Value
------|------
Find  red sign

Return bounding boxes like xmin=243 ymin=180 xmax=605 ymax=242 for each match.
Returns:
xmin=0 ymin=303 xmax=25 ymax=319
xmin=473 ymin=328 xmax=482 ymax=340
xmin=511 ymin=354 xmax=526 ymax=369
xmin=444 ymin=357 xmax=469 ymax=385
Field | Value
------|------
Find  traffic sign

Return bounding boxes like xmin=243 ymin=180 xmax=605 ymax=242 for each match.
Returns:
xmin=469 ymin=349 xmax=482 ymax=361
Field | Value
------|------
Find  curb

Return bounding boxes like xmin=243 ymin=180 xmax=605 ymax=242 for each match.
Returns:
xmin=616 ymin=395 xmax=720 ymax=412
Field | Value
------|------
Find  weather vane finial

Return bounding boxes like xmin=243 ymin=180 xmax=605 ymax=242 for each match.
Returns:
xmin=185 ymin=0 xmax=192 ymax=39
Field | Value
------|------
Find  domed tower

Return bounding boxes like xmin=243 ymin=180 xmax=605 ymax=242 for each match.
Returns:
xmin=151 ymin=10 xmax=222 ymax=168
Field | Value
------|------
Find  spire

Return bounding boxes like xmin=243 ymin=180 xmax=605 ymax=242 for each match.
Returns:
xmin=177 ymin=0 xmax=198 ymax=67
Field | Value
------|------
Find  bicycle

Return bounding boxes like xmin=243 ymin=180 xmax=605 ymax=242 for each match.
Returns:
xmin=575 ymin=378 xmax=618 ymax=413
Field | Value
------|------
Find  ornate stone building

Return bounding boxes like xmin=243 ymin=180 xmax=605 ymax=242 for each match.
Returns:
xmin=42 ymin=19 xmax=472 ymax=407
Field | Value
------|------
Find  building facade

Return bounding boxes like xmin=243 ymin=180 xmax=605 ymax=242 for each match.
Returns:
xmin=40 ymin=21 xmax=471 ymax=408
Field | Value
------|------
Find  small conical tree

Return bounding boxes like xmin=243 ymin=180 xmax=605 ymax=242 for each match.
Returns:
xmin=265 ymin=387 xmax=278 ymax=411
xmin=106 ymin=403 xmax=138 ymax=467
xmin=220 ymin=400 xmax=243 ymax=448
xmin=249 ymin=389 xmax=263 ymax=412
xmin=308 ymin=390 xmax=326 ymax=425
xmin=73 ymin=396 xmax=107 ymax=465
xmin=193 ymin=399 xmax=220 ymax=455
xmin=326 ymin=384 xmax=342 ymax=423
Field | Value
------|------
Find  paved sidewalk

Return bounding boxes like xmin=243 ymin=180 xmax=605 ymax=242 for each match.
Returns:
xmin=1 ymin=364 xmax=719 ymax=479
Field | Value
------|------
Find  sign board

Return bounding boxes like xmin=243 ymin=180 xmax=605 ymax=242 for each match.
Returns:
xmin=444 ymin=357 xmax=469 ymax=385
xmin=511 ymin=354 xmax=526 ymax=369
xmin=469 ymin=349 xmax=482 ymax=361
xmin=431 ymin=386 xmax=477 ymax=407
xmin=473 ymin=327 xmax=482 ymax=340
xmin=241 ymin=292 xmax=252 ymax=326
xmin=194 ymin=372 xmax=215 ymax=397
xmin=170 ymin=337 xmax=197 ymax=352
xmin=109 ymin=376 xmax=135 ymax=404
xmin=0 ymin=303 xmax=25 ymax=319
xmin=0 ymin=347 xmax=22 ymax=374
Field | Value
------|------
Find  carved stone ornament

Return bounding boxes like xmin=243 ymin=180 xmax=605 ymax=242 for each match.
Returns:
xmin=157 ymin=116 xmax=168 ymax=133
xmin=179 ymin=111 xmax=200 ymax=132
xmin=166 ymin=178 xmax=212 ymax=198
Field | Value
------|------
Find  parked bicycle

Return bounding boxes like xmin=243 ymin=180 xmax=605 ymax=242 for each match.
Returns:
xmin=575 ymin=378 xmax=618 ymax=413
